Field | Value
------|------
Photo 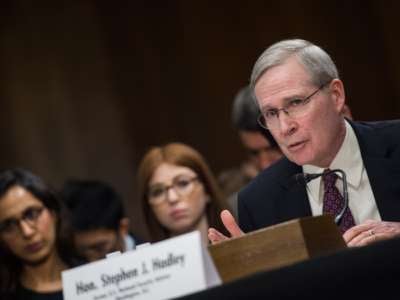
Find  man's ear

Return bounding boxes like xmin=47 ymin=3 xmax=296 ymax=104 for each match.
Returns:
xmin=118 ymin=217 xmax=130 ymax=237
xmin=329 ymin=79 xmax=346 ymax=113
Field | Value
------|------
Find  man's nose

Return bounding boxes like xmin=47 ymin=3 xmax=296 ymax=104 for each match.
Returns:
xmin=277 ymin=111 xmax=297 ymax=136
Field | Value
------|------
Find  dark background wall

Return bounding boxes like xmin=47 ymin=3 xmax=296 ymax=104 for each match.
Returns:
xmin=1 ymin=1 xmax=399 ymax=239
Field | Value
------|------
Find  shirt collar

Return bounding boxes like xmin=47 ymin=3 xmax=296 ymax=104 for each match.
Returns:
xmin=303 ymin=120 xmax=363 ymax=202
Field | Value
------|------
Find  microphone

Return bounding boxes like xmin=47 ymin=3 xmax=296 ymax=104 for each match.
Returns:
xmin=294 ymin=169 xmax=349 ymax=226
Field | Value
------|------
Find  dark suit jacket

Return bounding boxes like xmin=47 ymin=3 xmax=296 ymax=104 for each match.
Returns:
xmin=238 ymin=120 xmax=400 ymax=233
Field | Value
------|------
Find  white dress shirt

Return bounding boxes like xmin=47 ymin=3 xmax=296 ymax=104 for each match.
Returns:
xmin=124 ymin=234 xmax=137 ymax=251
xmin=303 ymin=120 xmax=381 ymax=225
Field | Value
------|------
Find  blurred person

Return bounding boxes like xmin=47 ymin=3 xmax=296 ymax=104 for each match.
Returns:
xmin=218 ymin=85 xmax=282 ymax=219
xmin=342 ymin=103 xmax=353 ymax=120
xmin=137 ymin=142 xmax=228 ymax=245
xmin=209 ymin=39 xmax=400 ymax=247
xmin=232 ymin=85 xmax=283 ymax=173
xmin=0 ymin=168 xmax=77 ymax=300
xmin=60 ymin=179 xmax=143 ymax=262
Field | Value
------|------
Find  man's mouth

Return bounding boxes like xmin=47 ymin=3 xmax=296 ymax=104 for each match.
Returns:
xmin=288 ymin=140 xmax=306 ymax=151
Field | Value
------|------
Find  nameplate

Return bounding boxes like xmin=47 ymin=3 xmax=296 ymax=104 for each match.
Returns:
xmin=62 ymin=231 xmax=221 ymax=300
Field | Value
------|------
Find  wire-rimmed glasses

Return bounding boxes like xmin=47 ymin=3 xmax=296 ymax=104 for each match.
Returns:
xmin=257 ymin=83 xmax=328 ymax=130
xmin=148 ymin=175 xmax=199 ymax=205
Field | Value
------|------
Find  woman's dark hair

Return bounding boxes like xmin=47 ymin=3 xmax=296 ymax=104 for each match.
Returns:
xmin=0 ymin=168 xmax=76 ymax=296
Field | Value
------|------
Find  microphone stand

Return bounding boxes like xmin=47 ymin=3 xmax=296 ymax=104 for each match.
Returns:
xmin=295 ymin=169 xmax=348 ymax=226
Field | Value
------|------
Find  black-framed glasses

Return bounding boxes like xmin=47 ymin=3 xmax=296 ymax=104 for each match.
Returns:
xmin=148 ymin=175 xmax=199 ymax=205
xmin=0 ymin=205 xmax=45 ymax=236
xmin=257 ymin=82 xmax=328 ymax=130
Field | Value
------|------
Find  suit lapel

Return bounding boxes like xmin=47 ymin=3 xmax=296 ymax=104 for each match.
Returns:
xmin=352 ymin=121 xmax=400 ymax=220
xmin=276 ymin=160 xmax=312 ymax=222
xmin=364 ymin=157 xmax=400 ymax=220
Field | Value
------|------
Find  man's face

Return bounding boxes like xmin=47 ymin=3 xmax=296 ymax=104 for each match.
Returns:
xmin=239 ymin=130 xmax=282 ymax=172
xmin=254 ymin=56 xmax=346 ymax=167
xmin=74 ymin=228 xmax=124 ymax=262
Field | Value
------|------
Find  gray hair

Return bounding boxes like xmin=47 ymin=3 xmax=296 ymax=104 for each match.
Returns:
xmin=250 ymin=39 xmax=339 ymax=90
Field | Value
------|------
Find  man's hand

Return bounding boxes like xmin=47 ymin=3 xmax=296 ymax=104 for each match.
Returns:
xmin=343 ymin=219 xmax=400 ymax=247
xmin=208 ymin=210 xmax=244 ymax=244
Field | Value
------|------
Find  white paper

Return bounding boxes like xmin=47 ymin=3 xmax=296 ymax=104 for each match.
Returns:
xmin=62 ymin=231 xmax=221 ymax=300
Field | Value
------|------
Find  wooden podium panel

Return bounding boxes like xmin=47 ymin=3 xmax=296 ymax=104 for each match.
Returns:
xmin=208 ymin=215 xmax=346 ymax=283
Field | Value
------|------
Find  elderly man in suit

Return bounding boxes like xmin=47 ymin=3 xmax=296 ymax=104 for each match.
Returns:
xmin=209 ymin=39 xmax=400 ymax=247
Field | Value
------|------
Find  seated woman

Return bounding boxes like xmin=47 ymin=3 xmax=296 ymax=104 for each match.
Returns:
xmin=137 ymin=142 xmax=228 ymax=244
xmin=0 ymin=168 xmax=77 ymax=300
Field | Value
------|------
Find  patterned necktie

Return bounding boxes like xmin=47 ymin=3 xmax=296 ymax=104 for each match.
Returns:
xmin=322 ymin=169 xmax=355 ymax=233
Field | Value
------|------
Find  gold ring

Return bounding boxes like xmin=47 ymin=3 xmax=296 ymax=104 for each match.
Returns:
xmin=369 ymin=229 xmax=375 ymax=236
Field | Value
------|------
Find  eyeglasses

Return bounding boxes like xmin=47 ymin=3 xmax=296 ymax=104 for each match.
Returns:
xmin=257 ymin=83 xmax=328 ymax=130
xmin=0 ymin=205 xmax=45 ymax=236
xmin=148 ymin=176 xmax=199 ymax=205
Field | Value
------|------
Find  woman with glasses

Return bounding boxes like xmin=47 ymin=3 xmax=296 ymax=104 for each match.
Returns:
xmin=137 ymin=143 xmax=228 ymax=244
xmin=0 ymin=168 xmax=77 ymax=300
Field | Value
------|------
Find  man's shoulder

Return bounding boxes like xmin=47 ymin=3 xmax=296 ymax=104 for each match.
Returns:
xmin=239 ymin=158 xmax=300 ymax=200
xmin=217 ymin=165 xmax=252 ymax=198
xmin=352 ymin=119 xmax=400 ymax=136
xmin=352 ymin=119 xmax=400 ymax=155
